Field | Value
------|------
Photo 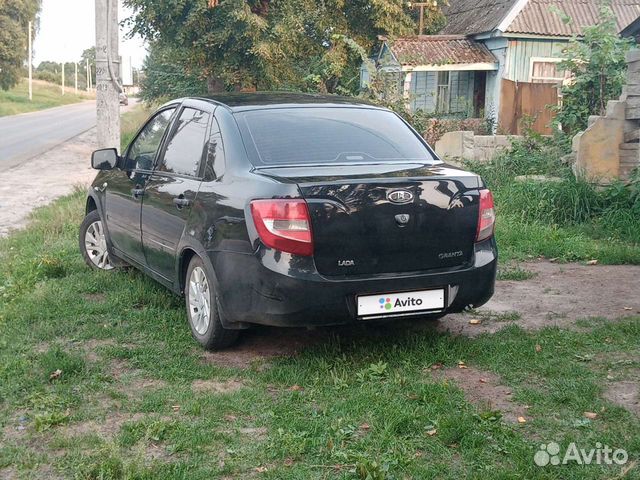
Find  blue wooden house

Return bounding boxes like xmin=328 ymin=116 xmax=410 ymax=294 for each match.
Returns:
xmin=367 ymin=0 xmax=640 ymax=132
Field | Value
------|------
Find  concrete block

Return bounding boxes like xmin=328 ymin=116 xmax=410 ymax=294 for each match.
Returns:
xmin=624 ymin=127 xmax=640 ymax=144
xmin=626 ymin=106 xmax=640 ymax=120
xmin=625 ymin=49 xmax=640 ymax=63
xmin=625 ymin=85 xmax=640 ymax=96
xmin=574 ymin=115 xmax=622 ymax=181
xmin=606 ymin=100 xmax=627 ymax=119
xmin=619 ymin=142 xmax=639 ymax=150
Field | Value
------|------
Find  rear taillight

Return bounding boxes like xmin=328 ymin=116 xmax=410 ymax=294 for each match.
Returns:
xmin=250 ymin=199 xmax=313 ymax=256
xmin=476 ymin=189 xmax=495 ymax=242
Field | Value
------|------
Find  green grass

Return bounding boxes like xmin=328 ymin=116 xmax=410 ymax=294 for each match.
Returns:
xmin=468 ymin=133 xmax=640 ymax=264
xmin=0 ymin=79 xmax=94 ymax=117
xmin=1 ymin=192 xmax=639 ymax=479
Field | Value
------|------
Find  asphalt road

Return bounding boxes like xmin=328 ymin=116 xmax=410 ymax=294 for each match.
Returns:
xmin=0 ymin=99 xmax=139 ymax=172
xmin=0 ymin=101 xmax=98 ymax=171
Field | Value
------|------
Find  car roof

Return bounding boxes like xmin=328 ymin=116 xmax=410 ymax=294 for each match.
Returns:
xmin=188 ymin=92 xmax=384 ymax=112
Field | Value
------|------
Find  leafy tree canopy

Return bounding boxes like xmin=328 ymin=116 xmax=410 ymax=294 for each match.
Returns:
xmin=556 ymin=6 xmax=634 ymax=134
xmin=124 ymin=0 xmax=423 ymax=94
xmin=0 ymin=0 xmax=42 ymax=90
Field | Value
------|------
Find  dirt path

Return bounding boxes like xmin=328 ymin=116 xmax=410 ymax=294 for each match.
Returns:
xmin=443 ymin=261 xmax=640 ymax=337
xmin=0 ymin=128 xmax=98 ymax=237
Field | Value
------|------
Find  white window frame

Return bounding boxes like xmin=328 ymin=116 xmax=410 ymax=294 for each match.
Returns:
xmin=528 ymin=57 xmax=564 ymax=83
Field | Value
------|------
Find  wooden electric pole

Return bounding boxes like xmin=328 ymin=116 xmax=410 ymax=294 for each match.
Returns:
xmin=408 ymin=2 xmax=430 ymax=35
xmin=61 ymin=62 xmax=65 ymax=95
xmin=75 ymin=62 xmax=78 ymax=94
xmin=86 ymin=58 xmax=91 ymax=91
xmin=28 ymin=21 xmax=32 ymax=101
xmin=95 ymin=0 xmax=121 ymax=149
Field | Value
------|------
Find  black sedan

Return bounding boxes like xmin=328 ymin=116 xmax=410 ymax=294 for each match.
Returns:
xmin=80 ymin=93 xmax=497 ymax=350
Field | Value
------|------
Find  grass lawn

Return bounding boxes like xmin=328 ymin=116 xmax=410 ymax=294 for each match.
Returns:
xmin=0 ymin=115 xmax=638 ymax=478
xmin=0 ymin=200 xmax=638 ymax=478
xmin=0 ymin=79 xmax=93 ymax=117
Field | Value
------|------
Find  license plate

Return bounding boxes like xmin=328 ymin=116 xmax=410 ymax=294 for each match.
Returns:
xmin=357 ymin=289 xmax=445 ymax=317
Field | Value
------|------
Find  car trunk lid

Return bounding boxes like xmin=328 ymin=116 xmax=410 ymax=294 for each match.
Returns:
xmin=254 ymin=163 xmax=481 ymax=276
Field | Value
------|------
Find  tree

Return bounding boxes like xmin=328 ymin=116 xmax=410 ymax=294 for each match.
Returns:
xmin=556 ymin=6 xmax=634 ymax=134
xmin=123 ymin=0 xmax=433 ymax=95
xmin=139 ymin=42 xmax=207 ymax=102
xmin=0 ymin=0 xmax=42 ymax=90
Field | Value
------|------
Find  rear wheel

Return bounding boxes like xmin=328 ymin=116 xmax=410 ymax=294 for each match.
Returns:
xmin=79 ymin=210 xmax=115 ymax=271
xmin=185 ymin=256 xmax=240 ymax=350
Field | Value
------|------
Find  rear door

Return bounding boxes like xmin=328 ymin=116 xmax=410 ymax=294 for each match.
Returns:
xmin=141 ymin=103 xmax=212 ymax=281
xmin=105 ymin=107 xmax=176 ymax=263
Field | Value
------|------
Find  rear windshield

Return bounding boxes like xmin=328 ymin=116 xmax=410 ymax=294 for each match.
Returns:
xmin=236 ymin=107 xmax=437 ymax=166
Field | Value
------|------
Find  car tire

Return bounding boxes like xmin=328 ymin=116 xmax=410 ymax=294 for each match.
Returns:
xmin=184 ymin=256 xmax=240 ymax=350
xmin=79 ymin=210 xmax=116 ymax=271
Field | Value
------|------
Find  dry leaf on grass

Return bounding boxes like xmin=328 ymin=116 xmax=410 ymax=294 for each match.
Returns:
xmin=457 ymin=361 xmax=468 ymax=369
xmin=535 ymin=344 xmax=542 ymax=353
xmin=426 ymin=429 xmax=438 ymax=436
xmin=583 ymin=411 xmax=598 ymax=420
xmin=469 ymin=319 xmax=482 ymax=325
xmin=254 ymin=466 xmax=268 ymax=473
xmin=517 ymin=416 xmax=527 ymax=424
xmin=359 ymin=423 xmax=370 ymax=431
xmin=49 ymin=369 xmax=62 ymax=381
xmin=171 ymin=405 xmax=180 ymax=412
xmin=586 ymin=259 xmax=598 ymax=265
xmin=288 ymin=385 xmax=304 ymax=392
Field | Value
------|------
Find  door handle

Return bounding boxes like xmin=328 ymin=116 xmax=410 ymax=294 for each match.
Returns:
xmin=173 ymin=197 xmax=191 ymax=208
xmin=132 ymin=188 xmax=145 ymax=199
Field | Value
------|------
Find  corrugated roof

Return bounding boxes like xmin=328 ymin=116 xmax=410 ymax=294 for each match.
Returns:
xmin=506 ymin=0 xmax=640 ymax=36
xmin=385 ymin=35 xmax=498 ymax=66
xmin=440 ymin=0 xmax=518 ymax=35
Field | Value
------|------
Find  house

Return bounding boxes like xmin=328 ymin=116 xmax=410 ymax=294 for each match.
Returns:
xmin=621 ymin=15 xmax=640 ymax=41
xmin=369 ymin=0 xmax=640 ymax=133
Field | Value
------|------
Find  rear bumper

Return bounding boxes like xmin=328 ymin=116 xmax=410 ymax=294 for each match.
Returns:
xmin=210 ymin=238 xmax=497 ymax=328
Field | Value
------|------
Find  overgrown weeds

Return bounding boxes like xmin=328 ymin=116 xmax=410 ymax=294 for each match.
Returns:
xmin=466 ymin=130 xmax=640 ymax=262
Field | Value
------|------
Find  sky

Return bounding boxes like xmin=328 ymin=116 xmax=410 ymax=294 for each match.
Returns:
xmin=33 ymin=0 xmax=147 ymax=68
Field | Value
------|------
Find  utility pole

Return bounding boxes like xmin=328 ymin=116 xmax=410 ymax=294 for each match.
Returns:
xmin=75 ymin=62 xmax=78 ymax=94
xmin=28 ymin=21 xmax=32 ymax=101
xmin=95 ymin=0 xmax=121 ymax=149
xmin=86 ymin=58 xmax=92 ymax=91
xmin=408 ymin=2 xmax=430 ymax=35
xmin=61 ymin=62 xmax=65 ymax=95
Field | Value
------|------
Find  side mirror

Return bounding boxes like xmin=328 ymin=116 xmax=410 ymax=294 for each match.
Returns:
xmin=91 ymin=148 xmax=119 ymax=170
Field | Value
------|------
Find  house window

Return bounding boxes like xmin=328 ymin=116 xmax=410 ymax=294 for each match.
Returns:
xmin=436 ymin=71 xmax=450 ymax=113
xmin=529 ymin=57 xmax=564 ymax=84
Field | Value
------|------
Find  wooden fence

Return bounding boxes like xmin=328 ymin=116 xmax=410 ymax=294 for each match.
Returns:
xmin=498 ymin=79 xmax=559 ymax=135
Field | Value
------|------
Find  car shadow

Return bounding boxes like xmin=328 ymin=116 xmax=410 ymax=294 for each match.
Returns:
xmin=201 ymin=319 xmax=440 ymax=369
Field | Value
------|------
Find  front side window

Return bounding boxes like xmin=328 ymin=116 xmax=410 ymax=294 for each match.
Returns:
xmin=126 ymin=108 xmax=175 ymax=171
xmin=237 ymin=107 xmax=436 ymax=166
xmin=159 ymin=107 xmax=210 ymax=177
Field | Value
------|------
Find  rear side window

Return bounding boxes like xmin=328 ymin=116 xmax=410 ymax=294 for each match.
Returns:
xmin=236 ymin=107 xmax=436 ymax=165
xmin=159 ymin=107 xmax=210 ymax=177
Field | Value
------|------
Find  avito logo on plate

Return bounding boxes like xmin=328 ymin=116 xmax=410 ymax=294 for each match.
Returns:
xmin=358 ymin=289 xmax=445 ymax=317
xmin=379 ymin=296 xmax=424 ymax=311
